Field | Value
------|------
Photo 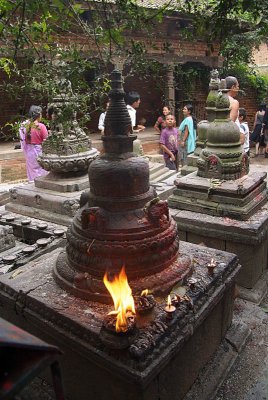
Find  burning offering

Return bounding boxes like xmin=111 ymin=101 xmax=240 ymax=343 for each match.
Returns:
xmin=135 ymin=289 xmax=156 ymax=314
xmin=103 ymin=267 xmax=136 ymax=334
xmin=165 ymin=295 xmax=176 ymax=320
xmin=207 ymin=258 xmax=217 ymax=275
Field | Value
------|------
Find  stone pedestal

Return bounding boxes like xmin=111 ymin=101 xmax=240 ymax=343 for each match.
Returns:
xmin=169 ymin=171 xmax=267 ymax=220
xmin=0 ymin=242 xmax=240 ymax=400
xmin=170 ymin=205 xmax=268 ymax=289
xmin=168 ymin=169 xmax=268 ymax=289
xmin=6 ymin=182 xmax=82 ymax=226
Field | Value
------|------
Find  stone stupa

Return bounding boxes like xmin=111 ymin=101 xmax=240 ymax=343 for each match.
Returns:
xmin=54 ymin=69 xmax=192 ymax=302
xmin=6 ymin=80 xmax=99 ymax=226
xmin=169 ymin=79 xmax=268 ymax=292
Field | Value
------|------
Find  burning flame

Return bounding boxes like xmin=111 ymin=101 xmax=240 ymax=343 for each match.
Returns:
xmin=167 ymin=294 xmax=172 ymax=308
xmin=141 ymin=289 xmax=148 ymax=297
xmin=103 ymin=267 xmax=135 ymax=333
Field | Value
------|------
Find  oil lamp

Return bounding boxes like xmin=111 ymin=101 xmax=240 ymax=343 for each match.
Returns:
xmin=164 ymin=295 xmax=176 ymax=320
xmin=207 ymin=258 xmax=217 ymax=275
xmin=171 ymin=294 xmax=181 ymax=307
xmin=135 ymin=289 xmax=156 ymax=314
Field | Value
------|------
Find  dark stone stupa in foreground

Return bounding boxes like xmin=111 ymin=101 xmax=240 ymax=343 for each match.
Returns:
xmin=54 ymin=70 xmax=191 ymax=302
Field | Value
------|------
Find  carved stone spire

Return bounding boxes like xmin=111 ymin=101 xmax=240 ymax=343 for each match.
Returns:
xmin=102 ymin=69 xmax=135 ymax=154
xmin=54 ymin=70 xmax=191 ymax=303
xmin=197 ymin=79 xmax=249 ymax=180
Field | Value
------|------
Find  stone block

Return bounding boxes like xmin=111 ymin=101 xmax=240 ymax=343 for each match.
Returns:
xmin=0 ymin=242 xmax=240 ymax=400
xmin=172 ymin=208 xmax=268 ymax=289
xmin=186 ymin=231 xmax=225 ymax=251
xmin=226 ymin=240 xmax=267 ymax=288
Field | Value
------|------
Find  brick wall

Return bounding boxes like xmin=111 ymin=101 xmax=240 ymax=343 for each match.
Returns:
xmin=239 ymin=86 xmax=259 ymax=131
xmin=253 ymin=43 xmax=268 ymax=66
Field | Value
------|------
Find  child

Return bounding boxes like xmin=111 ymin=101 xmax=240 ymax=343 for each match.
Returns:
xmin=159 ymin=114 xmax=178 ymax=170
xmin=238 ymin=108 xmax=250 ymax=156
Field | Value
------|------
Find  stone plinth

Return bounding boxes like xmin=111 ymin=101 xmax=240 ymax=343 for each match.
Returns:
xmin=5 ymin=183 xmax=81 ymax=226
xmin=0 ymin=242 xmax=240 ymax=400
xmin=170 ymin=205 xmax=268 ymax=289
xmin=169 ymin=171 xmax=267 ymax=221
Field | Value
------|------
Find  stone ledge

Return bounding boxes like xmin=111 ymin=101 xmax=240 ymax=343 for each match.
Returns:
xmin=170 ymin=207 xmax=268 ymax=245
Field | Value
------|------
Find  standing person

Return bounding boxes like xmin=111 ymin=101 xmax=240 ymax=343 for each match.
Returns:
xmin=19 ymin=105 xmax=48 ymax=182
xmin=263 ymin=107 xmax=268 ymax=158
xmin=154 ymin=106 xmax=171 ymax=134
xmin=98 ymin=101 xmax=110 ymax=133
xmin=159 ymin=114 xmax=178 ymax=170
xmin=178 ymin=104 xmax=197 ymax=165
xmin=126 ymin=91 xmax=145 ymax=132
xmin=225 ymin=76 xmax=240 ymax=122
xmin=251 ymin=103 xmax=266 ymax=157
xmin=238 ymin=108 xmax=250 ymax=156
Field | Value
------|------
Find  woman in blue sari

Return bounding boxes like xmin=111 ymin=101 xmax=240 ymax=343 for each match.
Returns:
xmin=178 ymin=104 xmax=197 ymax=166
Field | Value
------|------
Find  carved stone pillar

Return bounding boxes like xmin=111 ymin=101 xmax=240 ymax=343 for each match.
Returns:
xmin=165 ymin=64 xmax=175 ymax=114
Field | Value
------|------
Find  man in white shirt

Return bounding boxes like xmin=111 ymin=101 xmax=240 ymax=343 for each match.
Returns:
xmin=98 ymin=101 xmax=109 ymax=133
xmin=126 ymin=91 xmax=145 ymax=132
xmin=238 ymin=108 xmax=250 ymax=156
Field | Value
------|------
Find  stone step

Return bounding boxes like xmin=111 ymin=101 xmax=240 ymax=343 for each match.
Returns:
xmin=147 ymin=153 xmax=163 ymax=163
xmin=151 ymin=169 xmax=177 ymax=184
xmin=148 ymin=162 xmax=165 ymax=173
xmin=150 ymin=165 xmax=174 ymax=180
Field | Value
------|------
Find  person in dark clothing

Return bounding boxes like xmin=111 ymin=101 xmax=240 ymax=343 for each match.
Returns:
xmin=262 ymin=107 xmax=268 ymax=158
xmin=251 ymin=103 xmax=266 ymax=156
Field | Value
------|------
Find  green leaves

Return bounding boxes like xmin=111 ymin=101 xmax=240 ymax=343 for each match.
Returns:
xmin=0 ymin=57 xmax=16 ymax=77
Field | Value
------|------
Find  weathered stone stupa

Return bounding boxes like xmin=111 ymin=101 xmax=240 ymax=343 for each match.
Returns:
xmin=6 ymin=82 xmax=99 ymax=226
xmin=54 ymin=69 xmax=192 ymax=302
xmin=169 ymin=79 xmax=268 ymax=291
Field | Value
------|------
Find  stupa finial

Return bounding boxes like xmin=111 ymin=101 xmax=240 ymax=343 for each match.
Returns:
xmin=104 ymin=69 xmax=133 ymax=137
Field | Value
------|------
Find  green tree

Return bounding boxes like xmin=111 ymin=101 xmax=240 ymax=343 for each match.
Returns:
xmin=0 ymin=0 xmax=267 ymax=139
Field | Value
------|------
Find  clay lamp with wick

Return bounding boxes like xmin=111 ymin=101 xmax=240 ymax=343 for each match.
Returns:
xmin=135 ymin=289 xmax=156 ymax=314
xmin=188 ymin=277 xmax=199 ymax=291
xmin=171 ymin=294 xmax=181 ymax=308
xmin=165 ymin=295 xmax=176 ymax=320
xmin=207 ymin=258 xmax=217 ymax=276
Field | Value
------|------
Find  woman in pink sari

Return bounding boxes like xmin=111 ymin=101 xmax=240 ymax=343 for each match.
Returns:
xmin=19 ymin=105 xmax=48 ymax=182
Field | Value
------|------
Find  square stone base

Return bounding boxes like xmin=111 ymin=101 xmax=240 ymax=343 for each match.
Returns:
xmin=6 ymin=183 xmax=82 ymax=226
xmin=169 ymin=171 xmax=267 ymax=220
xmin=171 ymin=205 xmax=268 ymax=289
xmin=0 ymin=242 xmax=240 ymax=400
